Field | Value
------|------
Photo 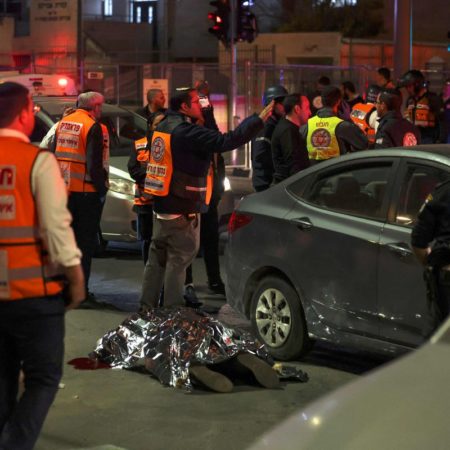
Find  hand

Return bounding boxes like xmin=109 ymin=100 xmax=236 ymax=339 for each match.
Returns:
xmin=65 ymin=282 xmax=86 ymax=311
xmin=63 ymin=265 xmax=85 ymax=311
xmin=259 ymin=100 xmax=274 ymax=122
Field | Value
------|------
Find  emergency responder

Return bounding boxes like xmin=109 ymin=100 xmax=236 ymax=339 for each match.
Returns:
xmin=350 ymin=84 xmax=381 ymax=147
xmin=128 ymin=112 xmax=164 ymax=265
xmin=400 ymin=69 xmax=442 ymax=144
xmin=271 ymin=93 xmax=311 ymax=183
xmin=375 ymin=67 xmax=395 ymax=89
xmin=54 ymin=91 xmax=108 ymax=304
xmin=0 ymin=82 xmax=84 ymax=449
xmin=137 ymin=88 xmax=166 ymax=124
xmin=374 ymin=88 xmax=421 ymax=149
xmin=411 ymin=180 xmax=450 ymax=330
xmin=300 ymin=85 xmax=368 ymax=164
xmin=251 ymin=85 xmax=288 ymax=192
xmin=140 ymin=87 xmax=273 ymax=309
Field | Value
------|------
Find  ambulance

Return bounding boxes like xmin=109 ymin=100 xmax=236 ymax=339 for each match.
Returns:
xmin=0 ymin=72 xmax=77 ymax=96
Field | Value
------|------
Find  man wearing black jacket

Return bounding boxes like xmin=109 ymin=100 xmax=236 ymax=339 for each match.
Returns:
xmin=412 ymin=180 xmax=450 ymax=328
xmin=271 ymin=93 xmax=311 ymax=183
xmin=374 ymin=88 xmax=421 ymax=149
xmin=140 ymin=88 xmax=273 ymax=309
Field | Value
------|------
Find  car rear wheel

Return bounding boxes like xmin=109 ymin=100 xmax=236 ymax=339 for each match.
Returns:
xmin=251 ymin=276 xmax=309 ymax=361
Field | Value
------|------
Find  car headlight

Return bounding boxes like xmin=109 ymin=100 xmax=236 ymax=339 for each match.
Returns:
xmin=109 ymin=177 xmax=135 ymax=196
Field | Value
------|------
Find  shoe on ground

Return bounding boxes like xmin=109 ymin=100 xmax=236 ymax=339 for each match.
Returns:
xmin=189 ymin=364 xmax=233 ymax=393
xmin=184 ymin=284 xmax=203 ymax=308
xmin=208 ymin=280 xmax=226 ymax=296
xmin=77 ymin=293 xmax=100 ymax=310
xmin=234 ymin=353 xmax=280 ymax=389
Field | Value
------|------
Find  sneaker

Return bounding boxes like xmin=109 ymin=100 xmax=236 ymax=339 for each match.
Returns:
xmin=184 ymin=284 xmax=203 ymax=308
xmin=189 ymin=365 xmax=233 ymax=393
xmin=208 ymin=280 xmax=226 ymax=296
xmin=233 ymin=353 xmax=280 ymax=389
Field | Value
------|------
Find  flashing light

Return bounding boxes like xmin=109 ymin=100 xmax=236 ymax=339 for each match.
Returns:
xmin=58 ymin=78 xmax=68 ymax=87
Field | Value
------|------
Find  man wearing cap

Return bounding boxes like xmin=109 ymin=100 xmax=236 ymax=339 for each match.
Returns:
xmin=251 ymin=85 xmax=288 ymax=192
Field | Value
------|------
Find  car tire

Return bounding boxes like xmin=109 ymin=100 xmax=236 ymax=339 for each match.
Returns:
xmin=250 ymin=276 xmax=310 ymax=361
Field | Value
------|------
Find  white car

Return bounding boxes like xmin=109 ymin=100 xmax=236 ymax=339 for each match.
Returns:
xmin=32 ymin=96 xmax=145 ymax=250
xmin=249 ymin=316 xmax=450 ymax=450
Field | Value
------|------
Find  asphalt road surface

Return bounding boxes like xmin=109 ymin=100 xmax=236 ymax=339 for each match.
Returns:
xmin=35 ymin=243 xmax=394 ymax=450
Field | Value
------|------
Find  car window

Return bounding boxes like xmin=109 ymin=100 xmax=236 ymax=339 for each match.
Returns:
xmin=30 ymin=114 xmax=52 ymax=144
xmin=395 ymin=164 xmax=450 ymax=227
xmin=304 ymin=164 xmax=392 ymax=219
xmin=101 ymin=113 xmax=147 ymax=157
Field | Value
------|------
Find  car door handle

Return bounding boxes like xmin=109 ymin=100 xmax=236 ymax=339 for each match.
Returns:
xmin=385 ymin=242 xmax=413 ymax=258
xmin=290 ymin=217 xmax=313 ymax=230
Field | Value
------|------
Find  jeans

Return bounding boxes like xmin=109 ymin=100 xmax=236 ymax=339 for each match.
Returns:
xmin=0 ymin=296 xmax=65 ymax=450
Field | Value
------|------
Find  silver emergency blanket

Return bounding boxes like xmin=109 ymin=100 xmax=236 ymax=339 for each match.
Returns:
xmin=92 ymin=307 xmax=308 ymax=391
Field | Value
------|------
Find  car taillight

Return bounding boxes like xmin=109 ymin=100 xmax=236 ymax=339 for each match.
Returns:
xmin=228 ymin=211 xmax=253 ymax=234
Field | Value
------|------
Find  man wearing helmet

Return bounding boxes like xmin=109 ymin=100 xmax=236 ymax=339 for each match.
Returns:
xmin=401 ymin=69 xmax=442 ymax=144
xmin=251 ymin=85 xmax=288 ymax=192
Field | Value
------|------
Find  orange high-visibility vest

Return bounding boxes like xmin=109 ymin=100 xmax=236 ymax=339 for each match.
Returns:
xmin=350 ymin=103 xmax=376 ymax=144
xmin=55 ymin=109 xmax=97 ymax=192
xmin=0 ymin=138 xmax=64 ymax=301
xmin=144 ymin=130 xmax=213 ymax=206
xmin=133 ymin=137 xmax=152 ymax=206
xmin=404 ymin=95 xmax=436 ymax=128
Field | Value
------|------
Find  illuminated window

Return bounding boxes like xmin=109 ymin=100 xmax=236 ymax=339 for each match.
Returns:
xmin=104 ymin=0 xmax=113 ymax=16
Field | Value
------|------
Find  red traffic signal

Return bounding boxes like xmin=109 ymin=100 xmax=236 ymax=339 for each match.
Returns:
xmin=208 ymin=0 xmax=230 ymax=46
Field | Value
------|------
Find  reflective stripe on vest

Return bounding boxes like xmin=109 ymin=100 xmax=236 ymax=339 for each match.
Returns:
xmin=133 ymin=137 xmax=152 ymax=206
xmin=404 ymin=96 xmax=436 ymax=128
xmin=0 ymin=139 xmax=64 ymax=300
xmin=350 ymin=103 xmax=376 ymax=144
xmin=306 ymin=116 xmax=343 ymax=160
xmin=55 ymin=109 xmax=97 ymax=193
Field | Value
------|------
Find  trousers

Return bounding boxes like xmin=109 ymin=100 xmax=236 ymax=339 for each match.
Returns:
xmin=140 ymin=214 xmax=200 ymax=308
xmin=68 ymin=192 xmax=103 ymax=290
xmin=0 ymin=296 xmax=65 ymax=450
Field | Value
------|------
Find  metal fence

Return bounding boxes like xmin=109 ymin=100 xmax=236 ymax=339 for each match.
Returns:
xmin=3 ymin=58 xmax=449 ymax=166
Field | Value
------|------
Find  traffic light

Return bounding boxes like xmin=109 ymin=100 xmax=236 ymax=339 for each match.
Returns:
xmin=236 ymin=0 xmax=258 ymax=43
xmin=208 ymin=1 xmax=230 ymax=46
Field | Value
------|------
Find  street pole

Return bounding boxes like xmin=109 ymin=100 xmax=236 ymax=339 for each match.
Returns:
xmin=77 ymin=0 xmax=84 ymax=91
xmin=230 ymin=0 xmax=237 ymax=131
xmin=393 ymin=0 xmax=412 ymax=80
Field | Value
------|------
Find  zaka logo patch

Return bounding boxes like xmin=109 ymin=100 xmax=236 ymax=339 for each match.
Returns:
xmin=151 ymin=137 xmax=165 ymax=162
xmin=0 ymin=166 xmax=16 ymax=189
xmin=0 ymin=195 xmax=15 ymax=220
xmin=311 ymin=128 xmax=332 ymax=148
